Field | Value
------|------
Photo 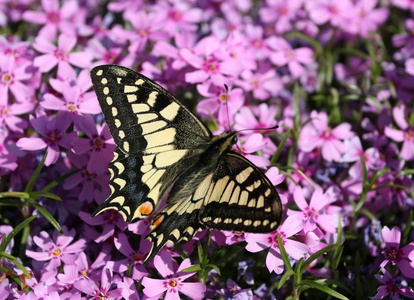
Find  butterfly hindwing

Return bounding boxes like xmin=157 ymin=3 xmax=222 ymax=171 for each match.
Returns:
xmin=200 ymin=152 xmax=282 ymax=232
xmin=91 ymin=65 xmax=211 ymax=222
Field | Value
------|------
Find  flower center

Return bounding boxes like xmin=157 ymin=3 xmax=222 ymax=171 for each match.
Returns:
xmin=47 ymin=11 xmax=61 ymax=23
xmin=169 ymin=279 xmax=177 ymax=287
xmin=1 ymin=73 xmax=13 ymax=84
xmin=53 ymin=249 xmax=61 ymax=256
xmin=169 ymin=10 xmax=182 ymax=21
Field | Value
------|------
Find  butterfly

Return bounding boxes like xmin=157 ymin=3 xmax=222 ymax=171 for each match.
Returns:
xmin=90 ymin=65 xmax=282 ymax=264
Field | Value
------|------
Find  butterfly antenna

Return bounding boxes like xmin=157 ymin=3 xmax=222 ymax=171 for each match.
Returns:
xmin=224 ymin=84 xmax=231 ymax=131
xmin=236 ymin=124 xmax=279 ymax=135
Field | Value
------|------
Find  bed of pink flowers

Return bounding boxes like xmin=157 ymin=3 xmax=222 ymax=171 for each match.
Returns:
xmin=1 ymin=0 xmax=414 ymax=299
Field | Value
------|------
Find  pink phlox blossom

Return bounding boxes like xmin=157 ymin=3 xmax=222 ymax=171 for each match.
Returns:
xmin=108 ymin=0 xmax=144 ymax=15
xmin=181 ymin=36 xmax=243 ymax=85
xmin=0 ymin=278 xmax=11 ymax=299
xmin=64 ymin=152 xmax=111 ymax=203
xmin=289 ymin=152 xmax=318 ymax=191
xmin=142 ymin=251 xmax=206 ymax=300
xmin=233 ymin=133 xmax=271 ymax=168
xmin=196 ymin=81 xmax=244 ymax=126
xmin=154 ymin=1 xmax=203 ymax=35
xmin=25 ymin=228 xmax=87 ymax=271
xmin=217 ymin=278 xmax=254 ymax=299
xmin=234 ymin=103 xmax=278 ymax=137
xmin=380 ymin=226 xmax=414 ymax=278
xmin=72 ymin=115 xmax=115 ymax=175
xmin=244 ymin=24 xmax=276 ymax=60
xmin=392 ymin=19 xmax=414 ymax=50
xmin=0 ymin=36 xmax=31 ymax=65
xmin=236 ymin=65 xmax=283 ymax=100
xmin=114 ymin=9 xmax=168 ymax=54
xmin=0 ymin=100 xmax=34 ymax=133
xmin=154 ymin=31 xmax=197 ymax=70
xmin=306 ymin=0 xmax=356 ymax=28
xmin=86 ymin=38 xmax=125 ymax=67
xmin=222 ymin=230 xmax=247 ymax=245
xmin=16 ymin=111 xmax=75 ymax=166
xmin=42 ymin=70 xmax=100 ymax=115
xmin=391 ymin=0 xmax=414 ymax=12
xmin=342 ymin=136 xmax=386 ymax=179
xmin=118 ymin=277 xmax=140 ymax=300
xmin=259 ymin=0 xmax=303 ymax=33
xmin=370 ymin=268 xmax=414 ymax=299
xmin=78 ymin=208 xmax=127 ymax=243
xmin=299 ymin=110 xmax=355 ymax=162
xmin=268 ymin=36 xmax=314 ymax=78
xmin=33 ymin=34 xmax=92 ymax=79
xmin=287 ymin=186 xmax=339 ymax=234
xmin=245 ymin=215 xmax=309 ymax=274
xmin=210 ymin=5 xmax=246 ymax=39
xmin=0 ymin=55 xmax=32 ymax=104
xmin=22 ymin=0 xmax=78 ymax=41
xmin=345 ymin=0 xmax=389 ymax=38
xmin=384 ymin=105 xmax=414 ymax=161
xmin=265 ymin=166 xmax=288 ymax=205
xmin=73 ymin=266 xmax=123 ymax=300
xmin=107 ymin=233 xmax=150 ymax=280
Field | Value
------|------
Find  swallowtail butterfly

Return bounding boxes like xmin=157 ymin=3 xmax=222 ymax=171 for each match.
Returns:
xmin=90 ymin=65 xmax=282 ymax=263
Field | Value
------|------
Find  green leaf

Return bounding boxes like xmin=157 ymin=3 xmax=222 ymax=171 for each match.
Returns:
xmin=30 ymin=191 xmax=62 ymax=201
xmin=182 ymin=265 xmax=202 ymax=272
xmin=270 ymin=129 xmax=290 ymax=165
xmin=0 ymin=215 xmax=38 ymax=252
xmin=206 ymin=263 xmax=221 ymax=276
xmin=300 ymin=243 xmax=338 ymax=274
xmin=0 ymin=192 xmax=30 ymax=199
xmin=354 ymin=252 xmax=363 ymax=300
xmin=332 ymin=215 xmax=344 ymax=270
xmin=40 ymin=169 xmax=80 ymax=193
xmin=0 ymin=252 xmax=32 ymax=278
xmin=395 ymin=168 xmax=414 ymax=177
xmin=298 ymin=280 xmax=349 ymax=300
xmin=25 ymin=151 xmax=47 ymax=194
xmin=278 ymin=269 xmax=295 ymax=290
xmin=277 ymin=234 xmax=293 ymax=272
xmin=26 ymin=198 xmax=63 ymax=234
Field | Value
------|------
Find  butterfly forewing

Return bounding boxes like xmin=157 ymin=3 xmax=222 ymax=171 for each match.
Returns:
xmin=91 ymin=65 xmax=211 ymax=222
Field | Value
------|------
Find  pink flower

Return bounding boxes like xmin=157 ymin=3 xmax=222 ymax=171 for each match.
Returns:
xmin=0 ymin=56 xmax=32 ymax=104
xmin=299 ymin=111 xmax=354 ymax=162
xmin=33 ymin=34 xmax=92 ymax=79
xmin=22 ymin=0 xmax=78 ymax=41
xmin=371 ymin=268 xmax=414 ymax=299
xmin=379 ymin=226 xmax=414 ymax=278
xmin=16 ymin=111 xmax=76 ymax=166
xmin=142 ymin=251 xmax=206 ymax=300
xmin=259 ymin=0 xmax=303 ymax=33
xmin=342 ymin=136 xmax=385 ymax=178
xmin=287 ymin=186 xmax=338 ymax=234
xmin=26 ymin=229 xmax=87 ymax=271
xmin=268 ymin=37 xmax=314 ymax=78
xmin=245 ymin=215 xmax=309 ymax=274
xmin=346 ymin=0 xmax=389 ymax=38
xmin=74 ymin=266 xmax=123 ymax=299
xmin=306 ymin=0 xmax=356 ymax=27
xmin=384 ymin=105 xmax=414 ymax=161
xmin=181 ymin=36 xmax=242 ymax=85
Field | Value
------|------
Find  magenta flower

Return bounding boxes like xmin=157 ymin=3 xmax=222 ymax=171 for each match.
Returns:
xmin=16 ymin=111 xmax=76 ymax=166
xmin=299 ymin=110 xmax=355 ymax=162
xmin=33 ymin=34 xmax=92 ymax=79
xmin=259 ymin=0 xmax=303 ymax=33
xmin=0 ymin=278 xmax=11 ymax=299
xmin=107 ymin=233 xmax=150 ymax=280
xmin=71 ymin=115 xmax=115 ymax=175
xmin=370 ymin=268 xmax=414 ymax=299
xmin=346 ymin=0 xmax=389 ymax=37
xmin=79 ymin=209 xmax=126 ymax=243
xmin=41 ymin=69 xmax=100 ymax=115
xmin=26 ymin=229 xmax=87 ymax=271
xmin=379 ymin=226 xmax=414 ymax=278
xmin=342 ymin=136 xmax=385 ymax=178
xmin=74 ymin=266 xmax=123 ymax=300
xmin=287 ymin=186 xmax=338 ymax=234
xmin=245 ymin=215 xmax=309 ymax=274
xmin=306 ymin=0 xmax=356 ymax=28
xmin=217 ymin=279 xmax=254 ymax=299
xmin=181 ymin=36 xmax=242 ymax=85
xmin=268 ymin=36 xmax=314 ymax=78
xmin=235 ymin=133 xmax=271 ymax=168
xmin=0 ymin=56 xmax=32 ymax=104
xmin=384 ymin=105 xmax=414 ymax=161
xmin=236 ymin=66 xmax=283 ymax=100
xmin=22 ymin=0 xmax=78 ymax=41
xmin=142 ymin=251 xmax=206 ymax=300
xmin=196 ymin=81 xmax=244 ymax=125
xmin=0 ymin=100 xmax=34 ymax=133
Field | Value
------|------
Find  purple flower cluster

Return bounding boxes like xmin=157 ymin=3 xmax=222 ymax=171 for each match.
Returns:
xmin=1 ymin=0 xmax=414 ymax=299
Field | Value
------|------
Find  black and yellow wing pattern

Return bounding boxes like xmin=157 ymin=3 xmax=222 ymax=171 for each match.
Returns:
xmin=90 ymin=65 xmax=282 ymax=263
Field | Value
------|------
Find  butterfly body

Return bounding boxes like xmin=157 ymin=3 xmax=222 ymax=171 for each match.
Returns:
xmin=90 ymin=65 xmax=282 ymax=263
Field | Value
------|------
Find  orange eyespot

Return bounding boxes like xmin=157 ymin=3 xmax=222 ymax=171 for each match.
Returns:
xmin=152 ymin=215 xmax=164 ymax=227
xmin=138 ymin=202 xmax=153 ymax=215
